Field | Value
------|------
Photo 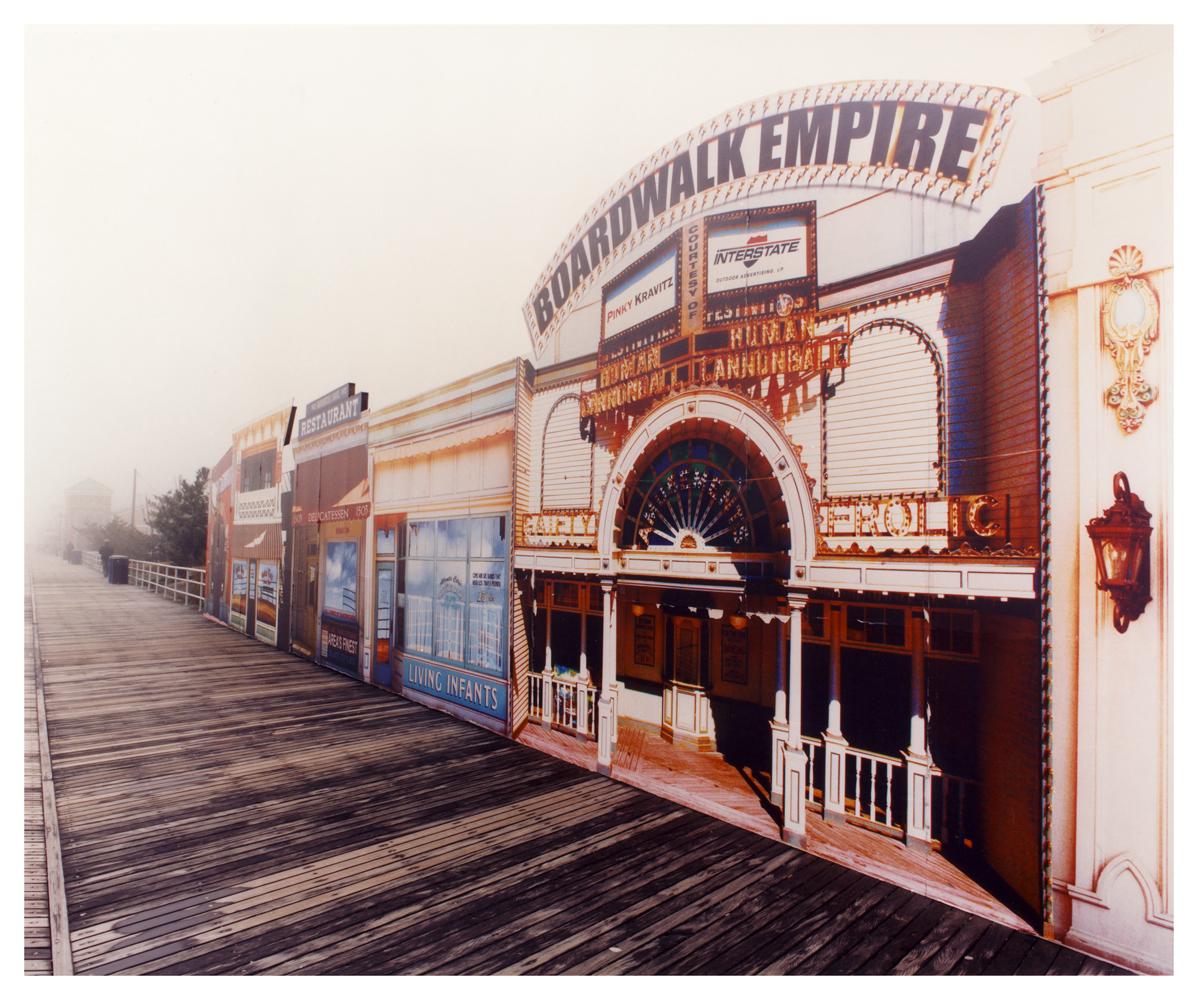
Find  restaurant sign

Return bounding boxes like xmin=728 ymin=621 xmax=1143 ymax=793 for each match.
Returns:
xmin=298 ymin=388 xmax=369 ymax=439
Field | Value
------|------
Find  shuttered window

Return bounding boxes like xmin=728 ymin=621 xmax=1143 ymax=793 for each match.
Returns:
xmin=824 ymin=323 xmax=942 ymax=497
xmin=541 ymin=393 xmax=592 ymax=509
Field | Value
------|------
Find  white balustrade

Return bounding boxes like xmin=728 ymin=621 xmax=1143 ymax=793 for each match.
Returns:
xmin=128 ymin=560 xmax=207 ymax=609
xmin=845 ymin=746 xmax=902 ymax=831
xmin=528 ymin=671 xmax=598 ymax=739
xmin=800 ymin=736 xmax=821 ymax=804
xmin=932 ymin=767 xmax=979 ymax=849
xmin=82 ymin=550 xmax=104 ymax=573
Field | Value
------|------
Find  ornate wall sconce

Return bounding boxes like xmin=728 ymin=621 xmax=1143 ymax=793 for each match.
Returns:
xmin=1086 ymin=472 xmax=1153 ymax=633
xmin=1101 ymin=245 xmax=1160 ymax=433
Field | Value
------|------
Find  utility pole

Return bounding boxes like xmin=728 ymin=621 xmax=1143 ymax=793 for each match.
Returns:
xmin=131 ymin=469 xmax=137 ymax=528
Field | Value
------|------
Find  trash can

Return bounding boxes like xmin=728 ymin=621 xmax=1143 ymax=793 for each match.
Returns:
xmin=107 ymin=555 xmax=129 ymax=585
xmin=68 ymin=550 xmax=82 ymax=565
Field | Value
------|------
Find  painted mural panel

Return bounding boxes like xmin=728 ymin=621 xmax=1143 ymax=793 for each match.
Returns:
xmin=255 ymin=560 xmax=280 ymax=645
xmin=320 ymin=539 xmax=361 ymax=675
xmin=399 ymin=514 xmax=509 ymax=724
xmin=230 ymin=558 xmax=249 ymax=632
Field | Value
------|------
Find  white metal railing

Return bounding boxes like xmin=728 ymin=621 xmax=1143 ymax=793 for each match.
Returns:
xmin=933 ymin=767 xmax=980 ymax=850
xmin=529 ymin=670 xmax=598 ymax=739
xmin=129 ymin=560 xmax=207 ymax=609
xmin=845 ymin=746 xmax=903 ymax=831
xmin=82 ymin=550 xmax=103 ymax=573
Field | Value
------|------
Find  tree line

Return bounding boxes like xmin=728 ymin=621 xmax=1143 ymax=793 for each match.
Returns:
xmin=81 ymin=467 xmax=209 ymax=567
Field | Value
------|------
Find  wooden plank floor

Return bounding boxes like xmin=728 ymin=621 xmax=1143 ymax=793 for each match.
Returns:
xmin=24 ymin=589 xmax=52 ymax=975
xmin=28 ymin=555 xmax=1126 ymax=975
xmin=519 ymin=721 xmax=1030 ymax=931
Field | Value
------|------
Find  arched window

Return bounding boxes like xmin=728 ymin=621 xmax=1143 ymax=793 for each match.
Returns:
xmin=620 ymin=438 xmax=774 ymax=551
xmin=823 ymin=320 xmax=944 ymax=497
xmin=541 ymin=393 xmax=593 ymax=509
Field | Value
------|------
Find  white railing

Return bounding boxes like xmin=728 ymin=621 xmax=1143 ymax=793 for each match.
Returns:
xmin=845 ymin=746 xmax=903 ymax=831
xmin=801 ymin=735 xmax=821 ymax=804
xmin=82 ymin=550 xmax=103 ymax=573
xmin=529 ymin=671 xmax=598 ymax=739
xmin=933 ymin=768 xmax=980 ymax=850
xmin=129 ymin=560 xmax=207 ymax=609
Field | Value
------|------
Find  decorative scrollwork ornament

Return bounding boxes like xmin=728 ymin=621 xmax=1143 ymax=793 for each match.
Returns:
xmin=1101 ymin=245 xmax=1160 ymax=434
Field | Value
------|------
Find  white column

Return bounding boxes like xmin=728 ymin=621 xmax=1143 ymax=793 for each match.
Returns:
xmin=822 ymin=604 xmax=848 ymax=822
xmin=596 ymin=578 xmax=618 ymax=774
xmin=540 ymin=631 xmax=553 ymax=729
xmin=769 ymin=614 xmax=787 ymax=805
xmin=904 ymin=609 xmax=934 ymax=849
xmin=781 ymin=592 xmax=808 ymax=846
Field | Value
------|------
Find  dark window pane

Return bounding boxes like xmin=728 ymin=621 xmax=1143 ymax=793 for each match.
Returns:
xmin=585 ymin=614 xmax=603 ymax=678
xmin=550 ymin=609 xmax=582 ymax=675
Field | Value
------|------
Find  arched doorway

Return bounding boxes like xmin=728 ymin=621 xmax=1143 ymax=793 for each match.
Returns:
xmin=588 ymin=390 xmax=817 ymax=841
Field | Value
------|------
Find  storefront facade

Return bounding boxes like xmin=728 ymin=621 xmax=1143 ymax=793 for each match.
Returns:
xmin=227 ymin=405 xmax=295 ymax=647
xmin=514 ymin=78 xmax=1052 ymax=929
xmin=1032 ymin=27 xmax=1172 ymax=974
xmin=365 ymin=361 xmax=519 ymax=734
xmin=289 ymin=384 xmax=372 ymax=676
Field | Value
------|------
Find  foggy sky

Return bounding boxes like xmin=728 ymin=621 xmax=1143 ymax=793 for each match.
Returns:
xmin=24 ymin=24 xmax=1092 ymax=539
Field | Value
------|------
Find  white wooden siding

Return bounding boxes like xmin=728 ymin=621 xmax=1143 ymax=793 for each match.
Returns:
xmin=542 ymin=394 xmax=592 ymax=509
xmin=824 ymin=322 xmax=942 ymax=497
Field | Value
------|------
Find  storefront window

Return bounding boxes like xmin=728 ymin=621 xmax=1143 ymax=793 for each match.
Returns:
xmin=403 ymin=515 xmax=508 ymax=678
xmin=434 ymin=559 xmax=467 ymax=660
xmin=539 ymin=580 xmax=604 ymax=680
xmin=405 ymin=556 xmax=435 ymax=655
xmin=550 ymin=609 xmax=582 ymax=674
xmin=240 ymin=450 xmax=276 ymax=492
xmin=467 ymin=517 xmax=505 ymax=674
xmin=928 ymin=610 xmax=978 ymax=657
xmin=844 ymin=604 xmax=906 ymax=648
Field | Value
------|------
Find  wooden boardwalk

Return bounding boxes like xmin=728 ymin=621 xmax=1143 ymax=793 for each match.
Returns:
xmin=26 ymin=555 xmax=1125 ymax=975
xmin=25 ymin=590 xmax=52 ymax=974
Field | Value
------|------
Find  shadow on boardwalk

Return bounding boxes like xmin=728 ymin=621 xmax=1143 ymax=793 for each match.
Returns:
xmin=27 ymin=555 xmax=1127 ymax=975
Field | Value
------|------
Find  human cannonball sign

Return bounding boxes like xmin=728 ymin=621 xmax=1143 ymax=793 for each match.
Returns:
xmin=523 ymin=81 xmax=1020 ymax=352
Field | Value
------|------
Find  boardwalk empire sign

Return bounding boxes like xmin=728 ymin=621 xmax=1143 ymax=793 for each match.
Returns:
xmin=525 ymin=82 xmax=1012 ymax=347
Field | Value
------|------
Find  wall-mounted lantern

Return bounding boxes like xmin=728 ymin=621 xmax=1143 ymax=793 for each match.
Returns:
xmin=1086 ymin=472 xmax=1153 ymax=633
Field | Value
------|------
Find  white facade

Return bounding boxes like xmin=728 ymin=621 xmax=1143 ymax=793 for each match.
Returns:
xmin=1033 ymin=25 xmax=1173 ymax=974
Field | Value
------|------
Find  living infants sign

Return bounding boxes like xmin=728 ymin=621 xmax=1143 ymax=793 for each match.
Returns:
xmin=524 ymin=81 xmax=1018 ymax=350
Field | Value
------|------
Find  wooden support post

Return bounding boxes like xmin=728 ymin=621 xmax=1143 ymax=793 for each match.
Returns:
xmin=904 ymin=609 xmax=934 ymax=850
xmin=782 ymin=592 xmax=808 ymax=846
xmin=769 ymin=615 xmax=787 ymax=805
xmin=597 ymin=578 xmax=617 ymax=775
xmin=822 ymin=603 xmax=848 ymax=822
